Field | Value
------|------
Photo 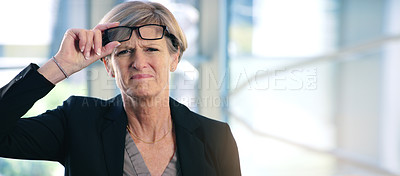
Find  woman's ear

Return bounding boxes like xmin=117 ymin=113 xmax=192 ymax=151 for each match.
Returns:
xmin=102 ymin=57 xmax=115 ymax=77
xmin=170 ymin=50 xmax=180 ymax=72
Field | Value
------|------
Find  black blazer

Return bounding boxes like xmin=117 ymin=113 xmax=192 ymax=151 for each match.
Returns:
xmin=0 ymin=64 xmax=241 ymax=176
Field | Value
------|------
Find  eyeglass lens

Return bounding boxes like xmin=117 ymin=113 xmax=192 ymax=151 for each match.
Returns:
xmin=138 ymin=25 xmax=164 ymax=39
xmin=105 ymin=25 xmax=165 ymax=45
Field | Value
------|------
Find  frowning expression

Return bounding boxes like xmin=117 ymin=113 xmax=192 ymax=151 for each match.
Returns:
xmin=105 ymin=31 xmax=179 ymax=99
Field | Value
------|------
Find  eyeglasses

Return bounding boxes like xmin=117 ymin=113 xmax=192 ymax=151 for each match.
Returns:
xmin=102 ymin=24 xmax=169 ymax=46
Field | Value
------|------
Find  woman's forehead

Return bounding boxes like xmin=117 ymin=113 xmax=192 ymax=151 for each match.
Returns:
xmin=119 ymin=37 xmax=166 ymax=47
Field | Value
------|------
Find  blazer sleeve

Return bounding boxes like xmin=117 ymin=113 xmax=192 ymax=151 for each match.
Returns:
xmin=0 ymin=63 xmax=66 ymax=162
xmin=218 ymin=124 xmax=241 ymax=176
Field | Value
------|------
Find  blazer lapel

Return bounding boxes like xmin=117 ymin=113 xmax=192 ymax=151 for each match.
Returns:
xmin=170 ymin=98 xmax=214 ymax=175
xmin=101 ymin=95 xmax=127 ymax=176
xmin=175 ymin=126 xmax=209 ymax=175
xmin=99 ymin=97 xmax=213 ymax=175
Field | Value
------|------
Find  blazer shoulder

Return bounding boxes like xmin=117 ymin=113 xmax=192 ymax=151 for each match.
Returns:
xmin=173 ymin=99 xmax=230 ymax=138
xmin=191 ymin=111 xmax=229 ymax=130
xmin=56 ymin=95 xmax=122 ymax=120
xmin=63 ymin=95 xmax=120 ymax=108
xmin=170 ymin=97 xmax=229 ymax=132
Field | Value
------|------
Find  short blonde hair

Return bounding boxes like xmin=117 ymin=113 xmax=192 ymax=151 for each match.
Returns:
xmin=100 ymin=1 xmax=187 ymax=61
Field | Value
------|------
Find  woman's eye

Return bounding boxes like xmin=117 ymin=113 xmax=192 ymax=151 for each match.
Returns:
xmin=116 ymin=50 xmax=131 ymax=56
xmin=146 ymin=48 xmax=159 ymax=52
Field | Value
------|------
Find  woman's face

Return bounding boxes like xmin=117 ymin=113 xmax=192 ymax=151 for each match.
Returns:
xmin=105 ymin=31 xmax=179 ymax=99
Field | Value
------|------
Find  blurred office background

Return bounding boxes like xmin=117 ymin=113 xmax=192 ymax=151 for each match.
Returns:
xmin=1 ymin=0 xmax=400 ymax=175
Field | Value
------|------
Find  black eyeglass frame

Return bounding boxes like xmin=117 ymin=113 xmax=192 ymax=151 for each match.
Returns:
xmin=102 ymin=24 xmax=170 ymax=46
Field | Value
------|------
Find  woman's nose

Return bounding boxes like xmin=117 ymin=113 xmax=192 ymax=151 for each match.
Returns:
xmin=131 ymin=50 xmax=148 ymax=70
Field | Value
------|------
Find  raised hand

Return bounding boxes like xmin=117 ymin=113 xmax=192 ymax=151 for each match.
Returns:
xmin=38 ymin=22 xmax=121 ymax=84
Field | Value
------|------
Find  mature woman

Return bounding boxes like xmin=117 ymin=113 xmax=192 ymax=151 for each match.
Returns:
xmin=0 ymin=1 xmax=240 ymax=176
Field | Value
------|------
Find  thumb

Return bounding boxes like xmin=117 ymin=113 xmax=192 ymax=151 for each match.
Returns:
xmin=102 ymin=41 xmax=121 ymax=56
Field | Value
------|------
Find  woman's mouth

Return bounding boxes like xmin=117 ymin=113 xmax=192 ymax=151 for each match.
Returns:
xmin=131 ymin=74 xmax=153 ymax=79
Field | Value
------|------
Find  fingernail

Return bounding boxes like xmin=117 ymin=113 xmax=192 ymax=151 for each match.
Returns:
xmin=115 ymin=42 xmax=121 ymax=47
xmin=85 ymin=52 xmax=90 ymax=59
xmin=96 ymin=49 xmax=101 ymax=56
xmin=81 ymin=46 xmax=85 ymax=53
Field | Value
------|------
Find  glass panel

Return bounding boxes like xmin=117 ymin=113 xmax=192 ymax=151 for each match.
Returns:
xmin=228 ymin=0 xmax=400 ymax=175
xmin=0 ymin=0 xmax=86 ymax=175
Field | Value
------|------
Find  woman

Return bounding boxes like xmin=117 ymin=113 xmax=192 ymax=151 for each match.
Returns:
xmin=0 ymin=1 xmax=240 ymax=176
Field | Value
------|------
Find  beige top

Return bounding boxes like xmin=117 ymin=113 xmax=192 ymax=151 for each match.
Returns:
xmin=123 ymin=130 xmax=181 ymax=176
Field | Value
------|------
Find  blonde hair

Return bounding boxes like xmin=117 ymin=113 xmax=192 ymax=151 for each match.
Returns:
xmin=100 ymin=1 xmax=187 ymax=61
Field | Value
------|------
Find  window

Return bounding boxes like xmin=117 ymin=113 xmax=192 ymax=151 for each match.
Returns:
xmin=0 ymin=0 xmax=87 ymax=175
xmin=228 ymin=0 xmax=400 ymax=175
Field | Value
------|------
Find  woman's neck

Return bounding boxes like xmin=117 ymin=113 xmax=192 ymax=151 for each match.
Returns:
xmin=122 ymin=93 xmax=172 ymax=140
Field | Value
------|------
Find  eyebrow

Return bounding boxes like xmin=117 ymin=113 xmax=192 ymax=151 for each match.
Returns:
xmin=121 ymin=39 xmax=163 ymax=46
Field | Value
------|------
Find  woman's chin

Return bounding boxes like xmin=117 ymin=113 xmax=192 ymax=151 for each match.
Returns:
xmin=126 ymin=90 xmax=152 ymax=98
xmin=121 ymin=82 xmax=168 ymax=99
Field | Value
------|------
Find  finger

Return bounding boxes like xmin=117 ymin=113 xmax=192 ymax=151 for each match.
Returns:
xmin=94 ymin=22 xmax=120 ymax=31
xmin=77 ymin=29 xmax=87 ymax=53
xmin=93 ymin=29 xmax=102 ymax=56
xmin=84 ymin=30 xmax=94 ymax=59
